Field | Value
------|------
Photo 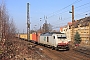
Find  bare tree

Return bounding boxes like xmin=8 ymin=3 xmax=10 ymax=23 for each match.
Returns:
xmin=41 ymin=21 xmax=52 ymax=33
xmin=0 ymin=2 xmax=16 ymax=40
xmin=8 ymin=18 xmax=16 ymax=38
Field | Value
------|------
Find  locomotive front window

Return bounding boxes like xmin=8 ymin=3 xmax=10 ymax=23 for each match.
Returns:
xmin=57 ymin=37 xmax=66 ymax=39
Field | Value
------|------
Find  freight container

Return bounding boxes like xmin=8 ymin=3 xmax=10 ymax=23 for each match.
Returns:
xmin=31 ymin=32 xmax=40 ymax=44
xmin=19 ymin=33 xmax=27 ymax=39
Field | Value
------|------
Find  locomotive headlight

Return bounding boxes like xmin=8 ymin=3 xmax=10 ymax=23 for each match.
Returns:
xmin=65 ymin=41 xmax=68 ymax=44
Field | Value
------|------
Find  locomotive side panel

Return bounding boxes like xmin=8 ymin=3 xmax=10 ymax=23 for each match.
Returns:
xmin=46 ymin=36 xmax=53 ymax=47
xmin=39 ymin=36 xmax=47 ymax=45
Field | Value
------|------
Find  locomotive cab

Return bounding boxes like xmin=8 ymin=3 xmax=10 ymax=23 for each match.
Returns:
xmin=52 ymin=33 xmax=70 ymax=51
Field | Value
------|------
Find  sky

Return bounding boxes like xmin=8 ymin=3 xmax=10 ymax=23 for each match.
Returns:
xmin=0 ymin=0 xmax=90 ymax=33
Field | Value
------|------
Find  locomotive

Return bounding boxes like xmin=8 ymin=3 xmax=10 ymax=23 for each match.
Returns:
xmin=38 ymin=32 xmax=70 ymax=50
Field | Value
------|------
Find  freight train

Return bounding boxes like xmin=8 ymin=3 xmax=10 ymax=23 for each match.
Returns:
xmin=17 ymin=32 xmax=70 ymax=50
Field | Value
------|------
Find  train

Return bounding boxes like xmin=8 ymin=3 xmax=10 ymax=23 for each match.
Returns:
xmin=17 ymin=32 xmax=70 ymax=50
xmin=39 ymin=32 xmax=70 ymax=50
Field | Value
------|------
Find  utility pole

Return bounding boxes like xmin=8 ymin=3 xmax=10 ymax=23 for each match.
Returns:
xmin=40 ymin=18 xmax=42 ymax=33
xmin=44 ymin=16 xmax=48 ymax=33
xmin=70 ymin=5 xmax=74 ymax=44
xmin=45 ymin=19 xmax=47 ymax=33
xmin=72 ymin=5 xmax=74 ymax=43
xmin=27 ymin=3 xmax=30 ymax=41
xmin=69 ymin=5 xmax=74 ymax=44
xmin=43 ymin=16 xmax=45 ymax=33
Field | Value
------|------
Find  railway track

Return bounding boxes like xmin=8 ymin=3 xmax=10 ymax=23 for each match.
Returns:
xmin=19 ymin=38 xmax=90 ymax=60
xmin=27 ymin=42 xmax=52 ymax=60
xmin=73 ymin=47 xmax=90 ymax=58
xmin=36 ymin=44 xmax=90 ymax=60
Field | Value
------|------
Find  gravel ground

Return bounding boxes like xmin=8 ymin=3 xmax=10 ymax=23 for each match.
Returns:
xmin=0 ymin=38 xmax=89 ymax=60
xmin=0 ymin=38 xmax=52 ymax=60
xmin=36 ymin=44 xmax=90 ymax=60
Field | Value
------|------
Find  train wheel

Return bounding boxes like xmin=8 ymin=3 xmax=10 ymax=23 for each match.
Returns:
xmin=66 ymin=47 xmax=70 ymax=51
xmin=52 ymin=46 xmax=55 ymax=50
xmin=55 ymin=47 xmax=58 ymax=51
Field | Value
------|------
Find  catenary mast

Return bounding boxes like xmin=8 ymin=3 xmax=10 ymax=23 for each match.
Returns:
xmin=27 ymin=3 xmax=30 ymax=41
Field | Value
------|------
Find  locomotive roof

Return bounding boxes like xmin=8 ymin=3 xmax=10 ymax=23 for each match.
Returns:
xmin=40 ymin=32 xmax=65 ymax=36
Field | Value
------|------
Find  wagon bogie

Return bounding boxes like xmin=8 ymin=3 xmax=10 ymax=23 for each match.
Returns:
xmin=52 ymin=46 xmax=55 ymax=50
xmin=55 ymin=47 xmax=58 ymax=51
xmin=66 ymin=47 xmax=70 ymax=51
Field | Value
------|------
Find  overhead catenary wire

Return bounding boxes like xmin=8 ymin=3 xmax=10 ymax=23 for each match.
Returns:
xmin=51 ymin=5 xmax=90 ymax=31
xmin=75 ymin=5 xmax=90 ymax=11
xmin=75 ymin=10 xmax=90 ymax=17
xmin=63 ymin=3 xmax=90 ymax=20
xmin=63 ymin=9 xmax=90 ymax=20
xmin=39 ymin=0 xmax=83 ymax=28
xmin=62 ymin=10 xmax=90 ymax=21
xmin=40 ymin=0 xmax=82 ymax=20
xmin=57 ymin=1 xmax=90 ymax=17
xmin=51 ymin=1 xmax=90 ymax=26
xmin=34 ymin=0 xmax=90 ymax=30
xmin=48 ymin=1 xmax=90 ymax=20
xmin=52 ymin=9 xmax=90 ymax=27
xmin=75 ymin=2 xmax=90 ymax=9
xmin=43 ymin=0 xmax=88 ymax=26
xmin=47 ymin=0 xmax=82 ymax=19
xmin=33 ymin=0 xmax=83 ymax=26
